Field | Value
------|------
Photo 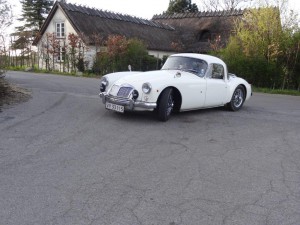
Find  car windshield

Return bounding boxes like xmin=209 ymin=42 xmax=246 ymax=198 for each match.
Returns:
xmin=161 ymin=56 xmax=208 ymax=77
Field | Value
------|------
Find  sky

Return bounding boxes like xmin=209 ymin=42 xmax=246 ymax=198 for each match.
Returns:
xmin=5 ymin=0 xmax=300 ymax=35
xmin=58 ymin=0 xmax=300 ymax=18
xmin=67 ymin=0 xmax=171 ymax=19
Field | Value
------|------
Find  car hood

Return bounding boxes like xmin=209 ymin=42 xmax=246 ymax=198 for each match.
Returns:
xmin=113 ymin=70 xmax=186 ymax=87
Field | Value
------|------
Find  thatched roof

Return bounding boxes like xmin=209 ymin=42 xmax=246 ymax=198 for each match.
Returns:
xmin=152 ymin=9 xmax=245 ymax=19
xmin=33 ymin=2 xmax=178 ymax=51
xmin=34 ymin=2 xmax=246 ymax=53
xmin=152 ymin=9 xmax=245 ymax=52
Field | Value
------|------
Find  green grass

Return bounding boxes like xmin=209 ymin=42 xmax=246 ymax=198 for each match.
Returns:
xmin=6 ymin=66 xmax=27 ymax=71
xmin=253 ymin=86 xmax=300 ymax=96
xmin=7 ymin=66 xmax=101 ymax=78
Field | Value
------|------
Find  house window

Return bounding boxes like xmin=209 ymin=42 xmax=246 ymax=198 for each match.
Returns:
xmin=56 ymin=22 xmax=65 ymax=38
xmin=57 ymin=46 xmax=65 ymax=62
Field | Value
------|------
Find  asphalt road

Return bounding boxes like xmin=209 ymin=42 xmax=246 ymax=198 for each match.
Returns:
xmin=1 ymin=71 xmax=300 ymax=225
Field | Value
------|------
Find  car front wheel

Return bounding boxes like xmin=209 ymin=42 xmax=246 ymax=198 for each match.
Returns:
xmin=228 ymin=85 xmax=245 ymax=111
xmin=158 ymin=88 xmax=174 ymax=121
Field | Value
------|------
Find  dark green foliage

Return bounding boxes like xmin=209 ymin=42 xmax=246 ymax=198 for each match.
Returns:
xmin=92 ymin=52 xmax=110 ymax=75
xmin=278 ymin=30 xmax=300 ymax=90
xmin=215 ymin=41 xmax=296 ymax=89
xmin=17 ymin=0 xmax=54 ymax=33
xmin=13 ymin=0 xmax=53 ymax=56
xmin=141 ymin=55 xmax=162 ymax=71
xmin=125 ymin=39 xmax=147 ymax=71
xmin=166 ymin=0 xmax=198 ymax=14
xmin=92 ymin=37 xmax=162 ymax=75
xmin=76 ymin=58 xmax=85 ymax=72
xmin=212 ymin=8 xmax=300 ymax=91
xmin=216 ymin=45 xmax=282 ymax=88
xmin=124 ymin=39 xmax=161 ymax=71
xmin=0 ymin=55 xmax=9 ymax=71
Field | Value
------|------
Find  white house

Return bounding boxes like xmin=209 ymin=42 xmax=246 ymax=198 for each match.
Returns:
xmin=33 ymin=1 xmax=178 ymax=71
xmin=33 ymin=1 xmax=245 ymax=72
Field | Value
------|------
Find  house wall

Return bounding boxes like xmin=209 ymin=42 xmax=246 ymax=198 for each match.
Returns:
xmin=85 ymin=46 xmax=97 ymax=69
xmin=148 ymin=50 xmax=176 ymax=59
xmin=37 ymin=7 xmax=91 ymax=72
xmin=44 ymin=7 xmax=77 ymax=35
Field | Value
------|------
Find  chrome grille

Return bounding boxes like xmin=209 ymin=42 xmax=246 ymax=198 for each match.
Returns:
xmin=117 ymin=87 xmax=133 ymax=98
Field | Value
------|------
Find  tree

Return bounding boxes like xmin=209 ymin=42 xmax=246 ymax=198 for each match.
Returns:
xmin=201 ymin=0 xmax=254 ymax=11
xmin=92 ymin=35 xmax=159 ymax=75
xmin=0 ymin=0 xmax=12 ymax=70
xmin=235 ymin=8 xmax=282 ymax=60
xmin=12 ymin=0 xmax=53 ymax=68
xmin=165 ymin=0 xmax=198 ymax=14
xmin=217 ymin=2 xmax=300 ymax=90
xmin=219 ymin=7 xmax=283 ymax=87
xmin=125 ymin=39 xmax=149 ymax=71
xmin=279 ymin=26 xmax=300 ymax=90
xmin=17 ymin=0 xmax=54 ymax=34
xmin=0 ymin=0 xmax=12 ymax=35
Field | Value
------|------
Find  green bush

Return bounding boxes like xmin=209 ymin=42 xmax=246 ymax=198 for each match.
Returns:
xmin=92 ymin=52 xmax=111 ymax=75
xmin=92 ymin=37 xmax=162 ymax=75
xmin=76 ymin=58 xmax=85 ymax=72
xmin=215 ymin=37 xmax=284 ymax=89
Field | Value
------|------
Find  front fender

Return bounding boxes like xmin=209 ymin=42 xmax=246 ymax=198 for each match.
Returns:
xmin=141 ymin=83 xmax=181 ymax=103
xmin=227 ymin=78 xmax=252 ymax=102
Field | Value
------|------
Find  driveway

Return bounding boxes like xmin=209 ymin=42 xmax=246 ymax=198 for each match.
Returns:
xmin=1 ymin=71 xmax=300 ymax=225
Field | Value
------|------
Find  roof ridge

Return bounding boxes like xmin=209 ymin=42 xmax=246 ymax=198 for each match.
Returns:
xmin=59 ymin=2 xmax=175 ymax=31
xmin=152 ymin=8 xmax=246 ymax=19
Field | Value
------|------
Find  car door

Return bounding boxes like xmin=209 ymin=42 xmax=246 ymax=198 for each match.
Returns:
xmin=204 ymin=63 xmax=227 ymax=107
xmin=176 ymin=72 xmax=206 ymax=110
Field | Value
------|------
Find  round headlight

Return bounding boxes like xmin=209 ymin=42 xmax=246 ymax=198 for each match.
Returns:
xmin=100 ymin=77 xmax=109 ymax=92
xmin=142 ymin=82 xmax=152 ymax=94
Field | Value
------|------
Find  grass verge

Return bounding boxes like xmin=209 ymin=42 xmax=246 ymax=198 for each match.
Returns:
xmin=252 ymin=86 xmax=300 ymax=96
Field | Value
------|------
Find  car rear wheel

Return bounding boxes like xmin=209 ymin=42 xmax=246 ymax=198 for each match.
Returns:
xmin=228 ymin=85 xmax=245 ymax=111
xmin=158 ymin=88 xmax=174 ymax=121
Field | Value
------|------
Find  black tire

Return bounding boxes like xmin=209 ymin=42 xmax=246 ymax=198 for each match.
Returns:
xmin=158 ymin=88 xmax=174 ymax=121
xmin=228 ymin=85 xmax=245 ymax=111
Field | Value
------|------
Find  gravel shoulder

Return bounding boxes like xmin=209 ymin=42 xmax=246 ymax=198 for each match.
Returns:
xmin=0 ymin=78 xmax=31 ymax=110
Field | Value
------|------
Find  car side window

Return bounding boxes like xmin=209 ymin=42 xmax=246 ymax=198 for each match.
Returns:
xmin=192 ymin=61 xmax=207 ymax=77
xmin=211 ymin=64 xmax=224 ymax=79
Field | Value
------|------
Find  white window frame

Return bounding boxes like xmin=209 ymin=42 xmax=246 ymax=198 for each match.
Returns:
xmin=211 ymin=63 xmax=225 ymax=80
xmin=56 ymin=22 xmax=65 ymax=38
xmin=57 ymin=46 xmax=65 ymax=62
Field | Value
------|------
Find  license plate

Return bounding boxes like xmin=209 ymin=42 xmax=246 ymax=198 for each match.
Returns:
xmin=105 ymin=102 xmax=124 ymax=113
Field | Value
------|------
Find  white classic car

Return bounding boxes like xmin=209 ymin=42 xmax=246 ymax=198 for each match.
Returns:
xmin=99 ymin=53 xmax=252 ymax=121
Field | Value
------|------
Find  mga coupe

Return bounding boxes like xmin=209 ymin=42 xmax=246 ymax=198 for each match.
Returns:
xmin=99 ymin=53 xmax=252 ymax=121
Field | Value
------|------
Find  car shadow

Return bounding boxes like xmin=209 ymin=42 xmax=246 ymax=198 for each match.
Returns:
xmin=109 ymin=106 xmax=229 ymax=123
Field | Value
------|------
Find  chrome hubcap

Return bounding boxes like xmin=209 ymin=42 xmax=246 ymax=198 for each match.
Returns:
xmin=233 ymin=89 xmax=244 ymax=108
xmin=167 ymin=94 xmax=174 ymax=115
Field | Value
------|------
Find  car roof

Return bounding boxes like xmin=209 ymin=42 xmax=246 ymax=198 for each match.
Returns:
xmin=170 ymin=53 xmax=226 ymax=66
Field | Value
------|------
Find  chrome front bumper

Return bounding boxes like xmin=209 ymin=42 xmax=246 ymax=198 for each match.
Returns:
xmin=99 ymin=92 xmax=157 ymax=111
